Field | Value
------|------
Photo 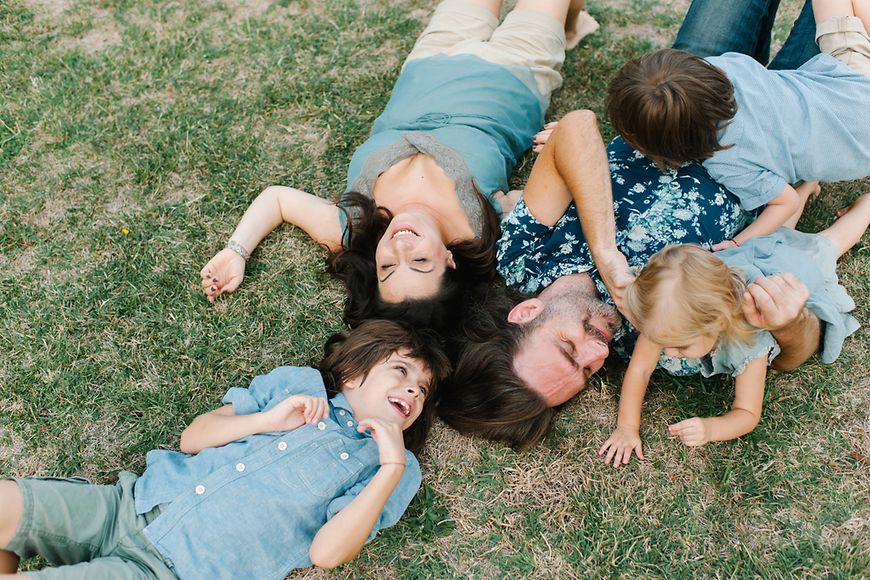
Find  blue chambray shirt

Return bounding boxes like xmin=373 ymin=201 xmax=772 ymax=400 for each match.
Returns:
xmin=133 ymin=366 xmax=422 ymax=580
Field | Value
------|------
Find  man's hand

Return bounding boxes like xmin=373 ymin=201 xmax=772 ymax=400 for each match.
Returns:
xmin=595 ymin=248 xmax=635 ymax=312
xmin=263 ymin=395 xmax=329 ymax=432
xmin=200 ymin=248 xmax=246 ymax=302
xmin=598 ymin=426 xmax=645 ymax=468
xmin=668 ymin=417 xmax=711 ymax=447
xmin=741 ymin=273 xmax=809 ymax=331
xmin=358 ymin=419 xmax=406 ymax=466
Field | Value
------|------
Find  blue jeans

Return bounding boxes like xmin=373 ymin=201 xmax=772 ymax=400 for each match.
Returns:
xmin=673 ymin=0 xmax=819 ymax=69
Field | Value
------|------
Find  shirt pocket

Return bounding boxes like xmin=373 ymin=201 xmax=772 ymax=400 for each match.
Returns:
xmin=294 ymin=438 xmax=359 ymax=498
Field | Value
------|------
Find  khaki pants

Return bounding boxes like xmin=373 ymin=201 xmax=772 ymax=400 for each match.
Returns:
xmin=405 ymin=0 xmax=567 ymax=100
xmin=816 ymin=15 xmax=870 ymax=75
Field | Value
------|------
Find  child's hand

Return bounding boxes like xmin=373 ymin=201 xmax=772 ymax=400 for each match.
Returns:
xmin=200 ymin=248 xmax=246 ymax=302
xmin=358 ymin=419 xmax=406 ymax=466
xmin=711 ymin=239 xmax=738 ymax=252
xmin=598 ymin=426 xmax=645 ymax=468
xmin=263 ymin=395 xmax=329 ymax=432
xmin=668 ymin=417 xmax=711 ymax=447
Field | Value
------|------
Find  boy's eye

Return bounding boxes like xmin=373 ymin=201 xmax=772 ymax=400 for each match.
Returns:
xmin=420 ymin=385 xmax=429 ymax=396
xmin=413 ymin=258 xmax=427 ymax=263
xmin=394 ymin=365 xmax=407 ymax=375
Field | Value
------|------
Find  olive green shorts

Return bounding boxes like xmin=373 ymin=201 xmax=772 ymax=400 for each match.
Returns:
xmin=7 ymin=472 xmax=175 ymax=580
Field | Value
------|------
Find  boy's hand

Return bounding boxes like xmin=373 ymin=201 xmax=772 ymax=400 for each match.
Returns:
xmin=358 ymin=419 xmax=406 ymax=466
xmin=598 ymin=426 xmax=645 ymax=468
xmin=200 ymin=248 xmax=246 ymax=302
xmin=668 ymin=417 xmax=710 ymax=447
xmin=532 ymin=121 xmax=558 ymax=153
xmin=263 ymin=395 xmax=329 ymax=432
xmin=711 ymin=239 xmax=738 ymax=252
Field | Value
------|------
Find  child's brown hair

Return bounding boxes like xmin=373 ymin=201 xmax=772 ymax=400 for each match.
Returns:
xmin=624 ymin=244 xmax=756 ymax=348
xmin=607 ymin=49 xmax=737 ymax=169
xmin=320 ymin=319 xmax=450 ymax=455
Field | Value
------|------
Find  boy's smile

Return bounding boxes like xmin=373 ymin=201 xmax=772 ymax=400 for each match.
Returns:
xmin=344 ymin=352 xmax=433 ymax=430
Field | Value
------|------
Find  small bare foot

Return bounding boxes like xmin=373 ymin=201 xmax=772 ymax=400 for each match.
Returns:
xmin=566 ymin=10 xmax=599 ymax=50
xmin=837 ymin=192 xmax=870 ymax=219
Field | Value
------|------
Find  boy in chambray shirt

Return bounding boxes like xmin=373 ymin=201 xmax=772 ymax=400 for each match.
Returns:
xmin=0 ymin=320 xmax=448 ymax=579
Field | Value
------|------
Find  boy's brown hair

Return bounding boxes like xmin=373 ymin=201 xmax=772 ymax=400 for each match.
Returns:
xmin=606 ymin=48 xmax=737 ymax=169
xmin=320 ymin=319 xmax=450 ymax=455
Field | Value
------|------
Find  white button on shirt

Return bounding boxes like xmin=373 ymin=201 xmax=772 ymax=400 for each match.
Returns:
xmin=195 ymin=485 xmax=205 ymax=495
xmin=346 ymin=421 xmax=353 ymax=427
xmin=339 ymin=452 xmax=349 ymax=461
xmin=236 ymin=463 xmax=245 ymax=472
xmin=277 ymin=441 xmax=287 ymax=451
xmin=317 ymin=422 xmax=326 ymax=430
xmin=338 ymin=410 xmax=346 ymax=416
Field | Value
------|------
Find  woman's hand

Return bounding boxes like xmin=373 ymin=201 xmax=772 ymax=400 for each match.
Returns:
xmin=711 ymin=239 xmax=738 ymax=252
xmin=532 ymin=121 xmax=558 ymax=153
xmin=598 ymin=426 xmax=645 ymax=468
xmin=263 ymin=395 xmax=329 ymax=432
xmin=200 ymin=248 xmax=246 ymax=302
xmin=358 ymin=419 xmax=406 ymax=466
xmin=668 ymin=417 xmax=711 ymax=447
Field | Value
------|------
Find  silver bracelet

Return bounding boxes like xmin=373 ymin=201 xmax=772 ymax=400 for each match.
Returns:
xmin=225 ymin=240 xmax=250 ymax=261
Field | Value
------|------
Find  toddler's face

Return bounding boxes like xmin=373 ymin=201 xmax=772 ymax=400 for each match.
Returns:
xmin=662 ymin=333 xmax=718 ymax=359
xmin=343 ymin=351 xmax=433 ymax=430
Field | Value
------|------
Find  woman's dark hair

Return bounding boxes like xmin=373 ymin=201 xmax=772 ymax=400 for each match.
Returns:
xmin=607 ymin=48 xmax=737 ymax=169
xmin=319 ymin=319 xmax=451 ymax=455
xmin=326 ymin=192 xmax=499 ymax=333
xmin=437 ymin=284 xmax=555 ymax=451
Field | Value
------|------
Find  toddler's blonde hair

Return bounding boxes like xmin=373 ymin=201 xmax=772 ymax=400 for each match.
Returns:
xmin=624 ymin=244 xmax=757 ymax=348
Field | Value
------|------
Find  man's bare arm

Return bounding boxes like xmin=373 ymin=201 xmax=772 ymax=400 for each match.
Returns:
xmin=523 ymin=110 xmax=633 ymax=307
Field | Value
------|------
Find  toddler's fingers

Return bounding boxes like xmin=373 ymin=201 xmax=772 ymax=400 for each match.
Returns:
xmin=636 ymin=446 xmax=645 ymax=461
xmin=612 ymin=448 xmax=625 ymax=468
xmin=597 ymin=439 xmax=612 ymax=456
xmin=604 ymin=445 xmax=617 ymax=465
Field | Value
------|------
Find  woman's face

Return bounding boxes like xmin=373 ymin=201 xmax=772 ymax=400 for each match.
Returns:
xmin=374 ymin=212 xmax=456 ymax=303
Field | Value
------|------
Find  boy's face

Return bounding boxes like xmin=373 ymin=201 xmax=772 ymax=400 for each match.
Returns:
xmin=343 ymin=351 xmax=433 ymax=430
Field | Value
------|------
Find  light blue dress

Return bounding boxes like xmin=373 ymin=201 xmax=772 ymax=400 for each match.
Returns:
xmin=704 ymin=227 xmax=860 ymax=376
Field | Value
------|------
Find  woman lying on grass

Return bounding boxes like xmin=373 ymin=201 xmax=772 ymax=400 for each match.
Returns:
xmin=599 ymin=194 xmax=869 ymax=467
xmin=200 ymin=0 xmax=597 ymax=330
xmin=0 ymin=320 xmax=448 ymax=578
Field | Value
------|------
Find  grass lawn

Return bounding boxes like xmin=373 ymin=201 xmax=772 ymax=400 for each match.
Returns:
xmin=1 ymin=0 xmax=868 ymax=577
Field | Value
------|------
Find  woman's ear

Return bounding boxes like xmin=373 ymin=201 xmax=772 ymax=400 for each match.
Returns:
xmin=446 ymin=250 xmax=456 ymax=269
xmin=507 ymin=298 xmax=545 ymax=325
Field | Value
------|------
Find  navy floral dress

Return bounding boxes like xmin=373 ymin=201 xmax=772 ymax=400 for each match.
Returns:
xmin=497 ymin=137 xmax=755 ymax=374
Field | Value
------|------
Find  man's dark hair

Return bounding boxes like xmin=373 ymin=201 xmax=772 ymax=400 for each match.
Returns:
xmin=437 ymin=285 xmax=555 ymax=451
xmin=606 ymin=48 xmax=737 ymax=169
xmin=326 ymin=192 xmax=499 ymax=334
xmin=320 ymin=319 xmax=451 ymax=455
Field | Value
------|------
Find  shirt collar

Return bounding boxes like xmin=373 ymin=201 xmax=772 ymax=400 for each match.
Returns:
xmin=329 ymin=393 xmax=370 ymax=438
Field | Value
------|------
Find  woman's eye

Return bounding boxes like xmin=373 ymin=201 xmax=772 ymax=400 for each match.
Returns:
xmin=413 ymin=258 xmax=427 ymax=263
xmin=380 ymin=263 xmax=394 ymax=270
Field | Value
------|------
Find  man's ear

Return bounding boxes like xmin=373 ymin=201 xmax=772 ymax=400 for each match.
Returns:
xmin=507 ymin=298 xmax=545 ymax=325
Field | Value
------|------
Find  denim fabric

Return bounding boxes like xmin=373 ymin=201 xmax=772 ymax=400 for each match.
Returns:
xmin=497 ymin=137 xmax=753 ymax=375
xmin=674 ymin=0 xmax=818 ymax=69
xmin=134 ymin=366 xmax=422 ymax=580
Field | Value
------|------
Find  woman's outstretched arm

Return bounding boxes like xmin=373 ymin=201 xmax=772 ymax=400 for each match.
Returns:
xmin=200 ymin=186 xmax=343 ymax=301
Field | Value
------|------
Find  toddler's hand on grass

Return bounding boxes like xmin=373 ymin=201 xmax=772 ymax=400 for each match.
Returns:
xmin=598 ymin=426 xmax=645 ymax=468
xmin=358 ymin=419 xmax=406 ymax=467
xmin=264 ymin=395 xmax=328 ymax=432
xmin=200 ymin=248 xmax=246 ymax=302
xmin=668 ymin=417 xmax=710 ymax=447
